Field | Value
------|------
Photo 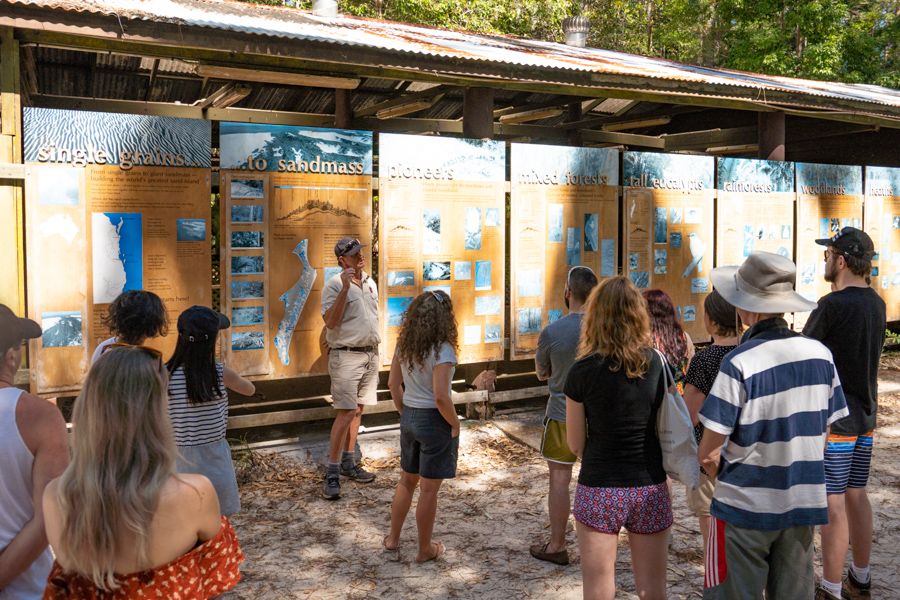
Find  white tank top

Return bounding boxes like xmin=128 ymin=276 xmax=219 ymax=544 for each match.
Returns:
xmin=0 ymin=387 xmax=53 ymax=600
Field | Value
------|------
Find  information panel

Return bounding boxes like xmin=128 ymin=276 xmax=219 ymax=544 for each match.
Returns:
xmin=795 ymin=163 xmax=863 ymax=328
xmin=716 ymin=157 xmax=795 ymax=264
xmin=510 ymin=144 xmax=618 ymax=359
xmin=220 ymin=123 xmax=373 ymax=378
xmin=623 ymin=152 xmax=714 ymax=342
xmin=865 ymin=166 xmax=900 ymax=321
xmin=23 ymin=107 xmax=211 ymax=393
xmin=379 ymin=134 xmax=506 ymax=366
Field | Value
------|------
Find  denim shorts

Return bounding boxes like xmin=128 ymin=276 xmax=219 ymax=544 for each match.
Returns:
xmin=400 ymin=406 xmax=459 ymax=480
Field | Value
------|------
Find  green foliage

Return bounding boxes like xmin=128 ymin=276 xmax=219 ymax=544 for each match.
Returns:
xmin=239 ymin=0 xmax=900 ymax=86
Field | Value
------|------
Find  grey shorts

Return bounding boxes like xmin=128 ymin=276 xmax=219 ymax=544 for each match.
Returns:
xmin=400 ymin=407 xmax=459 ymax=480
xmin=328 ymin=348 xmax=379 ymax=410
xmin=177 ymin=438 xmax=241 ymax=516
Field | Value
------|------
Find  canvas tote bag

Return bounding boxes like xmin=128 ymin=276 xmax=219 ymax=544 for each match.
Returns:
xmin=653 ymin=349 xmax=700 ymax=489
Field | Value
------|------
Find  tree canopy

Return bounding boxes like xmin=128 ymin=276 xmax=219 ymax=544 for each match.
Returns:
xmin=245 ymin=0 xmax=900 ymax=87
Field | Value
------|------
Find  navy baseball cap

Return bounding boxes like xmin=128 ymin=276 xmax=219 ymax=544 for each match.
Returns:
xmin=815 ymin=227 xmax=875 ymax=259
xmin=177 ymin=306 xmax=230 ymax=343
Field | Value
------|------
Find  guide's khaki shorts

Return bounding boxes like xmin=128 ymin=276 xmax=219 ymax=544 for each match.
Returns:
xmin=328 ymin=348 xmax=379 ymax=410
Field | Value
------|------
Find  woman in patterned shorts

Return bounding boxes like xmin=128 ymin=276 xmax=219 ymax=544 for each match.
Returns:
xmin=565 ymin=276 xmax=671 ymax=600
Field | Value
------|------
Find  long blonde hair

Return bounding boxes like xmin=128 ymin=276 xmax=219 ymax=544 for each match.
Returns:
xmin=578 ymin=276 xmax=653 ymax=378
xmin=56 ymin=347 xmax=175 ymax=590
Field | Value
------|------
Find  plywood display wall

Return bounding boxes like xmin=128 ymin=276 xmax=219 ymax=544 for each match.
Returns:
xmin=623 ymin=152 xmax=715 ymax=342
xmin=219 ymin=123 xmax=373 ymax=377
xmin=795 ymin=162 xmax=863 ymax=329
xmin=509 ymin=144 xmax=619 ymax=359
xmin=865 ymin=166 xmax=900 ymax=322
xmin=379 ymin=134 xmax=506 ymax=366
xmin=23 ymin=107 xmax=211 ymax=394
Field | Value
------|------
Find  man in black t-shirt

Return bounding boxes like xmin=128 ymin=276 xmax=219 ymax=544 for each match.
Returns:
xmin=804 ymin=227 xmax=885 ymax=600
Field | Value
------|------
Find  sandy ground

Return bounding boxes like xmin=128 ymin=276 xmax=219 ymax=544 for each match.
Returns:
xmin=225 ymin=384 xmax=900 ymax=599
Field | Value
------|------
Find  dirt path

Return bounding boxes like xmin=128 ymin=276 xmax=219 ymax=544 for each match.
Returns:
xmin=225 ymin=392 xmax=900 ymax=599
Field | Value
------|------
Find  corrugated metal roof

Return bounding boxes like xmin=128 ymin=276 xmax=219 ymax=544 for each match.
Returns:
xmin=6 ymin=0 xmax=900 ymax=112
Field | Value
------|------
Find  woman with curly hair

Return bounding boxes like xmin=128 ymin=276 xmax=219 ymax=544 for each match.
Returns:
xmin=90 ymin=290 xmax=168 ymax=363
xmin=642 ymin=289 xmax=695 ymax=394
xmin=566 ymin=277 xmax=670 ymax=600
xmin=384 ymin=290 xmax=459 ymax=563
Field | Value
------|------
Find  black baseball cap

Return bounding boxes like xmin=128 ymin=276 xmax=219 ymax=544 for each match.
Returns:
xmin=815 ymin=227 xmax=875 ymax=259
xmin=0 ymin=304 xmax=42 ymax=353
xmin=177 ymin=306 xmax=230 ymax=343
xmin=334 ymin=237 xmax=366 ymax=258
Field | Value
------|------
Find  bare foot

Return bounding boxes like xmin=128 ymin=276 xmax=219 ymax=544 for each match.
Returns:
xmin=415 ymin=541 xmax=445 ymax=563
xmin=382 ymin=535 xmax=399 ymax=552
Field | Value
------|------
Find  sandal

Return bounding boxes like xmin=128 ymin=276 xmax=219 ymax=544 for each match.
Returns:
xmin=415 ymin=541 xmax=445 ymax=563
xmin=382 ymin=535 xmax=399 ymax=552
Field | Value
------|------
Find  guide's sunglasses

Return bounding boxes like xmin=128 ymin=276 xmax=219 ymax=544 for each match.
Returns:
xmin=339 ymin=239 xmax=362 ymax=257
xmin=101 ymin=342 xmax=165 ymax=372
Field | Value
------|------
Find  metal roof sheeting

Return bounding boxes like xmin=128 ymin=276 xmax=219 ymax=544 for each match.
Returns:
xmin=6 ymin=0 xmax=900 ymax=111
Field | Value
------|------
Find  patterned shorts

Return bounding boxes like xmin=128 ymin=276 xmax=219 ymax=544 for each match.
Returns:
xmin=824 ymin=432 xmax=874 ymax=495
xmin=573 ymin=481 xmax=673 ymax=535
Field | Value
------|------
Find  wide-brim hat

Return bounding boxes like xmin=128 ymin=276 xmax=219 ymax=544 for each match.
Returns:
xmin=710 ymin=251 xmax=817 ymax=314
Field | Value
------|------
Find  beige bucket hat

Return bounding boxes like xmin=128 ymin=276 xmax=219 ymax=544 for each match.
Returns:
xmin=710 ymin=251 xmax=818 ymax=314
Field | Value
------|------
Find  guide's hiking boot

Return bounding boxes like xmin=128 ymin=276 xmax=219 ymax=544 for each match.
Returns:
xmin=322 ymin=471 xmax=341 ymax=500
xmin=341 ymin=463 xmax=376 ymax=483
xmin=842 ymin=571 xmax=871 ymax=599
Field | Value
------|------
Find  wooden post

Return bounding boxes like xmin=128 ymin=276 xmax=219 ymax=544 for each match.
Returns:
xmin=758 ymin=112 xmax=785 ymax=161
xmin=463 ymin=87 xmax=494 ymax=139
xmin=567 ymin=101 xmax=583 ymax=146
xmin=334 ymin=88 xmax=352 ymax=129
xmin=0 ymin=27 xmax=24 ymax=315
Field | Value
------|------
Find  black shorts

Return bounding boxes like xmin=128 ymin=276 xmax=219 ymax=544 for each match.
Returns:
xmin=400 ymin=407 xmax=459 ymax=480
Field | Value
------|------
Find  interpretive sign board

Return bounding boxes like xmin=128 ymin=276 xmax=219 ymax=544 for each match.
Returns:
xmin=23 ymin=107 xmax=211 ymax=393
xmin=220 ymin=123 xmax=373 ymax=378
xmin=716 ymin=157 xmax=795 ymax=264
xmin=795 ymin=163 xmax=863 ymax=329
xmin=379 ymin=134 xmax=506 ymax=365
xmin=510 ymin=144 xmax=619 ymax=359
xmin=623 ymin=152 xmax=714 ymax=342
xmin=865 ymin=166 xmax=900 ymax=321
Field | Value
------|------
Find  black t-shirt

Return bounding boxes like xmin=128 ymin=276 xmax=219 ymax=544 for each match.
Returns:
xmin=685 ymin=344 xmax=737 ymax=445
xmin=564 ymin=349 xmax=666 ymax=488
xmin=803 ymin=286 xmax=886 ymax=435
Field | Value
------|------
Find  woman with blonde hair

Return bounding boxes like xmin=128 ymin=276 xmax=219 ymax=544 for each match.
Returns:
xmin=384 ymin=290 xmax=459 ymax=563
xmin=566 ymin=276 xmax=670 ymax=600
xmin=42 ymin=346 xmax=243 ymax=598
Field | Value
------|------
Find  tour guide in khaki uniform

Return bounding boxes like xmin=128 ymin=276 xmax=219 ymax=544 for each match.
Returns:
xmin=321 ymin=237 xmax=380 ymax=500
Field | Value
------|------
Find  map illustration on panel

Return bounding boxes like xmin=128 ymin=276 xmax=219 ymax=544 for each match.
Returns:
xmin=92 ymin=212 xmax=142 ymax=304
xmin=24 ymin=107 xmax=211 ymax=168
xmin=220 ymin=123 xmax=373 ymax=174
xmin=273 ymin=240 xmax=317 ymax=366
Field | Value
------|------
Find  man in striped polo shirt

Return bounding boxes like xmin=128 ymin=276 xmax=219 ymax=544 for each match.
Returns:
xmin=698 ymin=252 xmax=848 ymax=599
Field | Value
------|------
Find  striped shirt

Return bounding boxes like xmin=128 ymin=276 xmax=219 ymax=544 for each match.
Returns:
xmin=167 ymin=364 xmax=229 ymax=447
xmin=699 ymin=318 xmax=848 ymax=530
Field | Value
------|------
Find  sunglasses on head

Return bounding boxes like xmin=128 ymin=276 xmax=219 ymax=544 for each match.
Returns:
xmin=339 ymin=239 xmax=362 ymax=257
xmin=101 ymin=342 xmax=165 ymax=372
xmin=428 ymin=290 xmax=446 ymax=305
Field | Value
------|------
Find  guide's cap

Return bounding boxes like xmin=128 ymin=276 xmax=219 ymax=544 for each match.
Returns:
xmin=0 ymin=304 xmax=42 ymax=353
xmin=177 ymin=306 xmax=230 ymax=343
xmin=334 ymin=237 xmax=366 ymax=258
xmin=815 ymin=227 xmax=875 ymax=259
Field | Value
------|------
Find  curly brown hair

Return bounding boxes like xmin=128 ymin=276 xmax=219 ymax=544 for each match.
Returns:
xmin=395 ymin=290 xmax=458 ymax=369
xmin=578 ymin=276 xmax=652 ymax=379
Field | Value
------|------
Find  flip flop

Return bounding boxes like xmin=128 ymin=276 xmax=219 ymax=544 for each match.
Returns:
xmin=415 ymin=541 xmax=445 ymax=563
xmin=382 ymin=535 xmax=399 ymax=552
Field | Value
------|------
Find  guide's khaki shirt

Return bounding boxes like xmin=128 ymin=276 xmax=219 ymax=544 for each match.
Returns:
xmin=321 ymin=272 xmax=380 ymax=348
